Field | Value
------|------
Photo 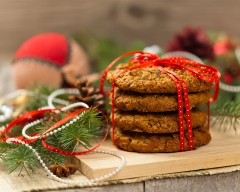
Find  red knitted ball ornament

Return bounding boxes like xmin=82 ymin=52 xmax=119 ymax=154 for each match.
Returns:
xmin=12 ymin=33 xmax=90 ymax=88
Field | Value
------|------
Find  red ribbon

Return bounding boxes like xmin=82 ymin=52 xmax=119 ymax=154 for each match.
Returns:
xmin=100 ymin=51 xmax=220 ymax=151
xmin=41 ymin=108 xmax=109 ymax=156
xmin=4 ymin=109 xmax=60 ymax=144
xmin=3 ymin=108 xmax=109 ymax=156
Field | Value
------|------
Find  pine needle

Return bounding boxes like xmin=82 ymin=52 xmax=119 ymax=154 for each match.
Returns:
xmin=0 ymin=97 xmax=105 ymax=175
xmin=211 ymin=101 xmax=240 ymax=133
xmin=33 ymin=141 xmax=66 ymax=166
xmin=3 ymin=145 xmax=40 ymax=175
xmin=59 ymin=108 xmax=104 ymax=151
xmin=0 ymin=142 xmax=17 ymax=159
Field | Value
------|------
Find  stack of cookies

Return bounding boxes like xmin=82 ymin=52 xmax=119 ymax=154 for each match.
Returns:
xmin=107 ymin=62 xmax=212 ymax=153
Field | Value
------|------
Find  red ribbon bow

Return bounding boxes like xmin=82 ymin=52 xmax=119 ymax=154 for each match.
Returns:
xmin=100 ymin=51 xmax=220 ymax=151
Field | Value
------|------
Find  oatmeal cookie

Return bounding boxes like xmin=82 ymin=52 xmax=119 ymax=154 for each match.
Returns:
xmin=113 ymin=90 xmax=210 ymax=112
xmin=113 ymin=126 xmax=211 ymax=153
xmin=107 ymin=63 xmax=212 ymax=93
xmin=114 ymin=109 xmax=207 ymax=133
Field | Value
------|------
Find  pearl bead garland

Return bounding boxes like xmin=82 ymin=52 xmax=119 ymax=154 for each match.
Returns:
xmin=19 ymin=101 xmax=125 ymax=184
xmin=22 ymin=102 xmax=89 ymax=140
xmin=6 ymin=138 xmax=125 ymax=184
xmin=2 ymin=88 xmax=126 ymax=184
xmin=0 ymin=90 xmax=71 ymax=132
xmin=48 ymin=88 xmax=80 ymax=109
xmin=219 ymin=82 xmax=240 ymax=92
xmin=2 ymin=89 xmax=69 ymax=106
xmin=61 ymin=102 xmax=89 ymax=111
xmin=0 ymin=105 xmax=13 ymax=122
xmin=22 ymin=118 xmax=45 ymax=140
xmin=0 ymin=89 xmax=69 ymax=124
xmin=162 ymin=51 xmax=204 ymax=64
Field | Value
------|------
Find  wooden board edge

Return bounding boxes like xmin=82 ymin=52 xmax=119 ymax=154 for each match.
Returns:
xmin=77 ymin=152 xmax=240 ymax=180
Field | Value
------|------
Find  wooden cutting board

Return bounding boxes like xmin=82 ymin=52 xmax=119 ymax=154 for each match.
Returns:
xmin=75 ymin=128 xmax=240 ymax=181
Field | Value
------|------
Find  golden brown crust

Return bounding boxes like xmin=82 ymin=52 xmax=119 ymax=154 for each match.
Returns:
xmin=113 ymin=90 xmax=210 ymax=112
xmin=113 ymin=109 xmax=207 ymax=133
xmin=107 ymin=63 xmax=212 ymax=94
xmin=113 ymin=126 xmax=211 ymax=153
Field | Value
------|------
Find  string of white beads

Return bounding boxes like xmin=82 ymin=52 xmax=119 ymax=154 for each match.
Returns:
xmin=47 ymin=88 xmax=80 ymax=109
xmin=6 ymin=138 xmax=125 ymax=184
xmin=22 ymin=102 xmax=89 ymax=140
xmin=3 ymin=88 xmax=126 ymax=184
xmin=20 ymin=101 xmax=125 ymax=183
xmin=161 ymin=51 xmax=204 ymax=64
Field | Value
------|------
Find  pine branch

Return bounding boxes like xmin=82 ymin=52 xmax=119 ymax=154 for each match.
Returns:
xmin=1 ymin=140 xmax=66 ymax=175
xmin=0 ymin=119 xmax=12 ymax=128
xmin=26 ymin=84 xmax=58 ymax=111
xmin=33 ymin=141 xmax=66 ymax=166
xmin=0 ymin=142 xmax=17 ymax=159
xmin=45 ymin=133 xmax=64 ymax=149
xmin=26 ymin=84 xmax=69 ymax=111
xmin=8 ymin=124 xmax=25 ymax=137
xmin=24 ymin=112 xmax=64 ymax=136
xmin=2 ymin=145 xmax=40 ymax=175
xmin=211 ymin=101 xmax=240 ymax=133
xmin=0 ymin=99 xmax=105 ymax=175
xmin=0 ymin=84 xmax=60 ymax=127
xmin=59 ymin=108 xmax=104 ymax=151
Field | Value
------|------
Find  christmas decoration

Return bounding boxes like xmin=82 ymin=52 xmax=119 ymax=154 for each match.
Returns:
xmin=101 ymin=51 xmax=220 ymax=152
xmin=166 ymin=27 xmax=214 ymax=61
xmin=69 ymin=79 xmax=105 ymax=111
xmin=49 ymin=163 xmax=78 ymax=177
xmin=6 ymin=137 xmax=125 ymax=184
xmin=0 ymin=85 xmax=125 ymax=183
xmin=211 ymin=101 xmax=240 ymax=133
xmin=211 ymin=34 xmax=240 ymax=90
xmin=12 ymin=33 xmax=90 ymax=89
xmin=2 ymin=105 xmax=125 ymax=183
xmin=208 ymin=34 xmax=240 ymax=133
xmin=0 ymin=85 xmax=68 ymax=128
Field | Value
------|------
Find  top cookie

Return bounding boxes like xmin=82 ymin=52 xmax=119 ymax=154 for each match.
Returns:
xmin=107 ymin=63 xmax=212 ymax=93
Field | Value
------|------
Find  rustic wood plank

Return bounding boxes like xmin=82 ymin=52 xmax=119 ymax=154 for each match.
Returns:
xmin=44 ymin=182 xmax=144 ymax=192
xmin=145 ymin=171 xmax=240 ymax=192
xmin=0 ymin=0 xmax=240 ymax=54
xmin=0 ymin=0 xmax=114 ymax=54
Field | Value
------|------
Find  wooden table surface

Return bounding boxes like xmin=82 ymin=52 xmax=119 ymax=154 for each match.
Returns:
xmin=1 ymin=62 xmax=240 ymax=192
xmin=43 ymin=171 xmax=240 ymax=192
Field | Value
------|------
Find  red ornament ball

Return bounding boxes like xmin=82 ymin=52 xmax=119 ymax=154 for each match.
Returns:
xmin=12 ymin=33 xmax=90 ymax=88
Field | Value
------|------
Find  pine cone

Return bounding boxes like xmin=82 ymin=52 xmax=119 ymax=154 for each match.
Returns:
xmin=49 ymin=163 xmax=78 ymax=177
xmin=70 ymin=79 xmax=105 ymax=110
xmin=166 ymin=27 xmax=214 ymax=61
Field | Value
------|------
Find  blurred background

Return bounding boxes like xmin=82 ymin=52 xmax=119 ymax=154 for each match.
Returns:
xmin=1 ymin=0 xmax=240 ymax=95
xmin=1 ymin=0 xmax=239 ymax=55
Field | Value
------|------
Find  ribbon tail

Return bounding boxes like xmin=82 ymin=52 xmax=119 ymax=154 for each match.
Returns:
xmin=210 ymin=81 xmax=220 ymax=102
